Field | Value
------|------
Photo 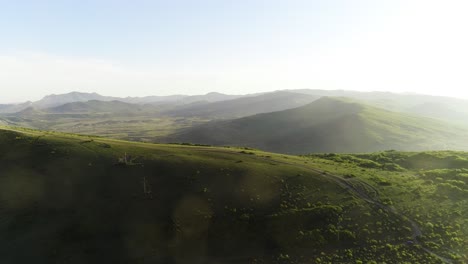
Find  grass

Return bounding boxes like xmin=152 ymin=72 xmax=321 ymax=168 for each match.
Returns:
xmin=0 ymin=126 xmax=466 ymax=263
xmin=167 ymin=97 xmax=468 ymax=154
xmin=307 ymin=151 xmax=468 ymax=262
xmin=0 ymin=113 xmax=210 ymax=142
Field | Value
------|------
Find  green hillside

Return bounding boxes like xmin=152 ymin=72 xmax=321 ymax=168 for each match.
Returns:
xmin=0 ymin=126 xmax=466 ymax=263
xmin=0 ymin=101 xmax=208 ymax=142
xmin=166 ymin=97 xmax=468 ymax=154
xmin=292 ymin=89 xmax=468 ymax=123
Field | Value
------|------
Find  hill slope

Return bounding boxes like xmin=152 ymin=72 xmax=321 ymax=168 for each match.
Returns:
xmin=32 ymin=92 xmax=119 ymax=109
xmin=292 ymin=89 xmax=468 ymax=122
xmin=0 ymin=102 xmax=33 ymax=114
xmin=166 ymin=97 xmax=468 ymax=153
xmin=45 ymin=100 xmax=157 ymax=115
xmin=1 ymin=127 xmax=465 ymax=263
xmin=164 ymin=91 xmax=319 ymax=119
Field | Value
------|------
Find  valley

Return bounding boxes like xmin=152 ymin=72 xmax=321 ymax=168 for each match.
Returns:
xmin=2 ymin=90 xmax=468 ymax=154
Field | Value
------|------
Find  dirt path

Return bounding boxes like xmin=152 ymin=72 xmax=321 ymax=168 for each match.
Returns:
xmin=0 ymin=129 xmax=453 ymax=263
xmin=264 ymin=157 xmax=453 ymax=264
xmin=193 ymin=148 xmax=453 ymax=263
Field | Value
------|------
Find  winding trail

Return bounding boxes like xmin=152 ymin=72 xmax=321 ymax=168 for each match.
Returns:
xmin=266 ymin=157 xmax=453 ymax=264
xmin=0 ymin=128 xmax=454 ymax=263
xmin=195 ymin=147 xmax=453 ymax=263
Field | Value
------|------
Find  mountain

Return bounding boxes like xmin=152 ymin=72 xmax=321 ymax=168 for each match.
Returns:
xmin=166 ymin=97 xmax=468 ymax=154
xmin=45 ymin=100 xmax=157 ymax=115
xmin=8 ymin=90 xmax=468 ymax=122
xmin=164 ymin=91 xmax=320 ymax=119
xmin=0 ymin=126 xmax=465 ymax=263
xmin=122 ymin=94 xmax=188 ymax=104
xmin=32 ymin=92 xmax=118 ymax=109
xmin=15 ymin=106 xmax=44 ymax=116
xmin=291 ymin=89 xmax=468 ymax=122
xmin=125 ymin=92 xmax=243 ymax=106
xmin=179 ymin=92 xmax=244 ymax=104
xmin=0 ymin=101 xmax=33 ymax=113
xmin=28 ymin=91 xmax=242 ymax=110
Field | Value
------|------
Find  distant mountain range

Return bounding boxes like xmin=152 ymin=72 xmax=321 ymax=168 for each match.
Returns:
xmin=165 ymin=97 xmax=468 ymax=153
xmin=0 ymin=101 xmax=33 ymax=113
xmin=2 ymin=90 xmax=468 ymax=123
xmin=32 ymin=92 xmax=118 ymax=109
xmin=2 ymin=90 xmax=468 ymax=154
xmin=3 ymin=91 xmax=319 ymax=118
xmin=0 ymin=91 xmax=243 ymax=113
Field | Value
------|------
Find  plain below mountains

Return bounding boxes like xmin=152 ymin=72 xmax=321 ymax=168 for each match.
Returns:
xmin=3 ymin=89 xmax=468 ymax=124
xmin=165 ymin=97 xmax=468 ymax=154
xmin=0 ymin=91 xmax=243 ymax=113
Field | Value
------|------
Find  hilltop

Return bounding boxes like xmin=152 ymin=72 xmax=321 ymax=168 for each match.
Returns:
xmin=33 ymin=92 xmax=119 ymax=109
xmin=0 ymin=126 xmax=465 ymax=263
xmin=292 ymin=89 xmax=468 ymax=122
xmin=166 ymin=97 xmax=468 ymax=153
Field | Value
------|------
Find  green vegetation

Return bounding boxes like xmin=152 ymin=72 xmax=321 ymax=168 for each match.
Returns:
xmin=307 ymin=150 xmax=468 ymax=263
xmin=167 ymin=97 xmax=468 ymax=154
xmin=0 ymin=102 xmax=210 ymax=142
xmin=0 ymin=91 xmax=320 ymax=143
xmin=3 ymin=92 xmax=468 ymax=156
xmin=0 ymin=126 xmax=466 ymax=263
xmin=294 ymin=89 xmax=468 ymax=123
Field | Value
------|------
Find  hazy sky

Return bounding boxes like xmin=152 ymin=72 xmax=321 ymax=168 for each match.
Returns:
xmin=1 ymin=0 xmax=468 ymax=103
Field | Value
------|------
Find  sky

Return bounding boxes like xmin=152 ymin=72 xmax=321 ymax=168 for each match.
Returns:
xmin=1 ymin=0 xmax=468 ymax=103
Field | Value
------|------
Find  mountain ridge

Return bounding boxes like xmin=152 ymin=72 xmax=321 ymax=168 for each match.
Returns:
xmin=165 ymin=97 xmax=468 ymax=153
xmin=163 ymin=91 xmax=320 ymax=119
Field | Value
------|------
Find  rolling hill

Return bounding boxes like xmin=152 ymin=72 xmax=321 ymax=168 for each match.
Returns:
xmin=0 ymin=102 xmax=33 ymax=114
xmin=166 ymin=97 xmax=468 ymax=154
xmin=45 ymin=100 xmax=157 ymax=115
xmin=4 ymin=89 xmax=468 ymax=123
xmin=32 ymin=92 xmax=119 ymax=109
xmin=292 ymin=89 xmax=468 ymax=122
xmin=0 ymin=126 xmax=465 ymax=263
xmin=164 ymin=91 xmax=320 ymax=119
xmin=0 ymin=91 xmax=243 ymax=114
xmin=33 ymin=91 xmax=242 ymax=110
xmin=177 ymin=92 xmax=244 ymax=104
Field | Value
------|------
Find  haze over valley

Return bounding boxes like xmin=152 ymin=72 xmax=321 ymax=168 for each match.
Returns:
xmin=2 ymin=89 xmax=468 ymax=154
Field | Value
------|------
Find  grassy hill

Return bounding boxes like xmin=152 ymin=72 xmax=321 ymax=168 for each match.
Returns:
xmin=3 ymin=91 xmax=468 ymax=148
xmin=166 ymin=97 xmax=468 ymax=154
xmin=164 ymin=91 xmax=319 ymax=119
xmin=292 ymin=89 xmax=468 ymax=123
xmin=0 ymin=101 xmax=208 ymax=142
xmin=0 ymin=127 xmax=466 ymax=263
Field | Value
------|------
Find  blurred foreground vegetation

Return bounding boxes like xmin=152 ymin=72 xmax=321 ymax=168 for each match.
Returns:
xmin=0 ymin=126 xmax=466 ymax=263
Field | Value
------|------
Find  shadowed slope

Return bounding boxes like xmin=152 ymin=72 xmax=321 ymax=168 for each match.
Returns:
xmin=0 ymin=127 xmax=455 ymax=263
xmin=164 ymin=91 xmax=319 ymax=119
xmin=166 ymin=97 xmax=468 ymax=153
